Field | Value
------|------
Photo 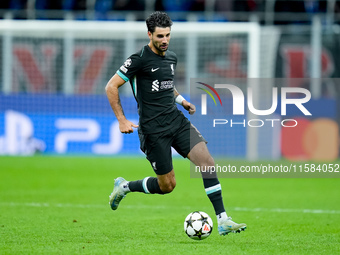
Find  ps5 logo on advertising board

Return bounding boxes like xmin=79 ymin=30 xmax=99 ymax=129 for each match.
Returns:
xmin=197 ymin=82 xmax=312 ymax=128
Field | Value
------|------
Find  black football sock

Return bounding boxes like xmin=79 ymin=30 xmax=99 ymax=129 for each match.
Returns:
xmin=202 ymin=177 xmax=225 ymax=215
xmin=128 ymin=177 xmax=164 ymax=194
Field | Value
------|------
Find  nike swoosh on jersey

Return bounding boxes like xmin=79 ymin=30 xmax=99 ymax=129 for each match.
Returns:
xmin=151 ymin=67 xmax=160 ymax=72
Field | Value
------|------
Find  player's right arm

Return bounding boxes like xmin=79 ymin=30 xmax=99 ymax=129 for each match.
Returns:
xmin=105 ymin=74 xmax=138 ymax=134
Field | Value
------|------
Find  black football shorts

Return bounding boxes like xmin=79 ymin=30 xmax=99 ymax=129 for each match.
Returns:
xmin=138 ymin=114 xmax=206 ymax=175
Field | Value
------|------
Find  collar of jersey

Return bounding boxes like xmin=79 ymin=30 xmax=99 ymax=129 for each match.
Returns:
xmin=146 ymin=45 xmax=167 ymax=58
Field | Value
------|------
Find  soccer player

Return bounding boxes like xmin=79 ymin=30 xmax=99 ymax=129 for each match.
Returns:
xmin=105 ymin=11 xmax=246 ymax=235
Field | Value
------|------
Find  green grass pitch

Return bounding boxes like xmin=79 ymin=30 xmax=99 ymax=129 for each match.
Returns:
xmin=0 ymin=156 xmax=339 ymax=254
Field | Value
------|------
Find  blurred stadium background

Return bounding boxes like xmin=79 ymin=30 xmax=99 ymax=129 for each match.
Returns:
xmin=0 ymin=0 xmax=339 ymax=161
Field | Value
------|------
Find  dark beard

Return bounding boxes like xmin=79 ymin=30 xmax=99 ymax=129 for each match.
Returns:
xmin=153 ymin=42 xmax=167 ymax=53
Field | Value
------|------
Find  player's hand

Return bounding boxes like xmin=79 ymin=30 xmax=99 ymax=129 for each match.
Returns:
xmin=119 ymin=119 xmax=139 ymax=134
xmin=183 ymin=100 xmax=196 ymax=115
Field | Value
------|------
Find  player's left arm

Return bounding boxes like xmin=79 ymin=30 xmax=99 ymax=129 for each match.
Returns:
xmin=174 ymin=87 xmax=196 ymax=115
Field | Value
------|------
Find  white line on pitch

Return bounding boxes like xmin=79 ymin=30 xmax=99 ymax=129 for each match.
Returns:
xmin=1 ymin=202 xmax=340 ymax=215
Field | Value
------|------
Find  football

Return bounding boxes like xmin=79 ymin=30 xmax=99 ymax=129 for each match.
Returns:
xmin=184 ymin=211 xmax=213 ymax=240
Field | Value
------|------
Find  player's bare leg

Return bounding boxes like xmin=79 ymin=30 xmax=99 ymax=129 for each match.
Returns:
xmin=157 ymin=169 xmax=176 ymax=193
xmin=188 ymin=142 xmax=247 ymax=235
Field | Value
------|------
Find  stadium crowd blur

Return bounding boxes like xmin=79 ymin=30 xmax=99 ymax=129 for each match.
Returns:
xmin=0 ymin=0 xmax=339 ymax=24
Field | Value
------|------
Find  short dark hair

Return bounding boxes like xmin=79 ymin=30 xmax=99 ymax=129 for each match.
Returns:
xmin=146 ymin=11 xmax=173 ymax=33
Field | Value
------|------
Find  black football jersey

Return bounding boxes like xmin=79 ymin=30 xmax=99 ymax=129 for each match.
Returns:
xmin=116 ymin=45 xmax=182 ymax=134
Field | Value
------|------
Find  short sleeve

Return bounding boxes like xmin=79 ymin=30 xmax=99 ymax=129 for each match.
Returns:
xmin=116 ymin=53 xmax=142 ymax=82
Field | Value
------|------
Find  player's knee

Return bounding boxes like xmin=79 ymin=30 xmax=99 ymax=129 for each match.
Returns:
xmin=159 ymin=179 xmax=176 ymax=194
